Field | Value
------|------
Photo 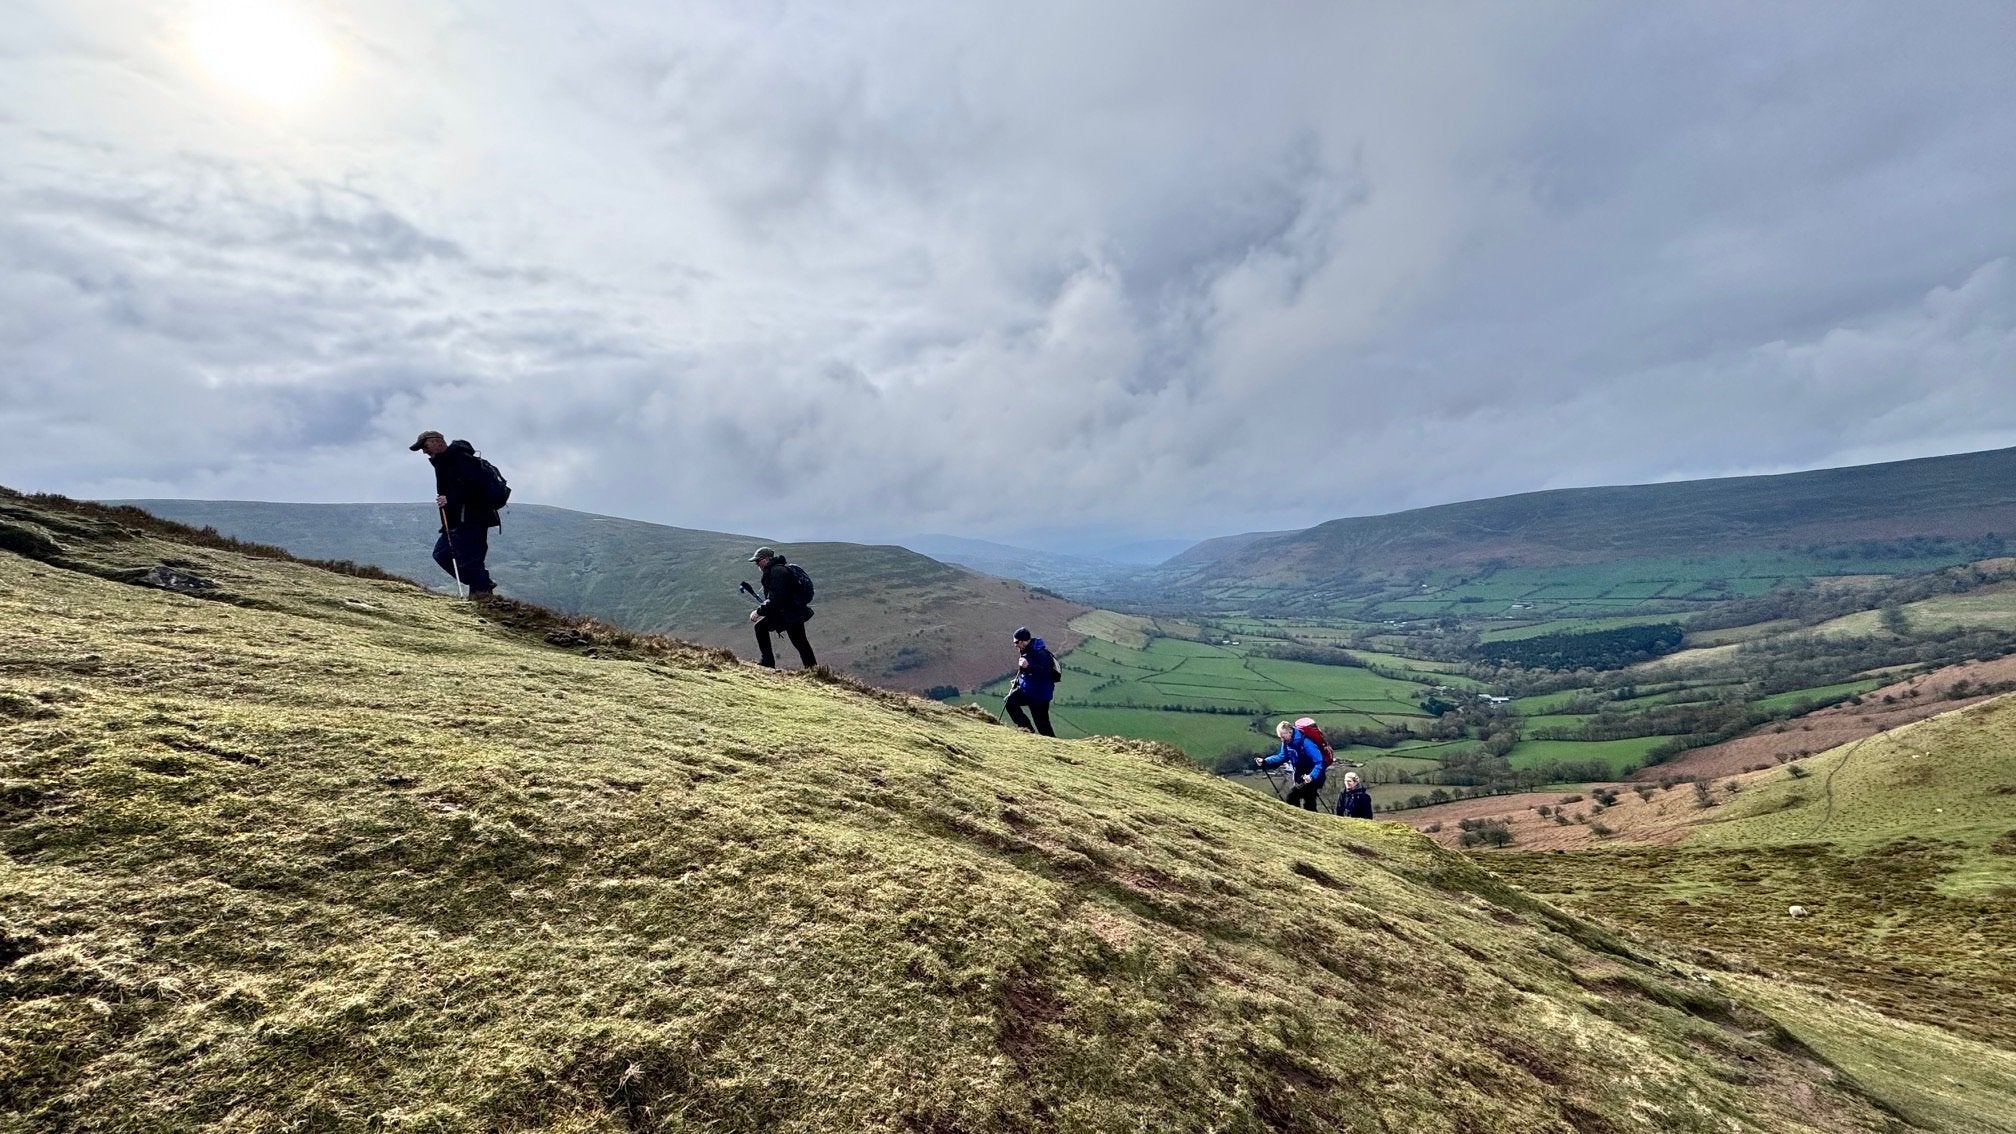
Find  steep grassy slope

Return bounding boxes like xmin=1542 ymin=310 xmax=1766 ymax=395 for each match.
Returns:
xmin=0 ymin=487 xmax=1950 ymax=1132
xmin=1154 ymin=445 xmax=2016 ymax=600
xmin=1487 ymin=698 xmax=2016 ymax=1063
xmin=114 ymin=500 xmax=1086 ymax=694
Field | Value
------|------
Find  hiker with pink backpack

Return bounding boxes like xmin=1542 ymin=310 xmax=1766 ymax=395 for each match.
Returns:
xmin=1253 ymin=720 xmax=1327 ymax=811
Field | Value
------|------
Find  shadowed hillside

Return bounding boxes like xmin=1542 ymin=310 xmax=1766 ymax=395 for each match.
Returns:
xmin=0 ymin=485 xmax=1984 ymax=1131
xmin=1150 ymin=446 xmax=2016 ymax=606
xmin=114 ymin=499 xmax=1086 ymax=694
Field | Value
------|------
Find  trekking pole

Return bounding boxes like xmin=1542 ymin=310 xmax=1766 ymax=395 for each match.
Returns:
xmin=1257 ymin=764 xmax=1287 ymax=800
xmin=439 ymin=505 xmax=466 ymax=597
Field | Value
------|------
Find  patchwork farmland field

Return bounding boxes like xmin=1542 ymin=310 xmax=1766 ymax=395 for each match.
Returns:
xmin=974 ymin=617 xmax=1445 ymax=762
xmin=1364 ymin=549 xmax=2004 ymax=620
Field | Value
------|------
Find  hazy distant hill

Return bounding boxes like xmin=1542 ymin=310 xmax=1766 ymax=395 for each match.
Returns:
xmin=892 ymin=533 xmax=1142 ymax=592
xmin=116 ymin=500 xmax=1085 ymax=693
xmin=1092 ymin=537 xmax=1197 ymax=565
xmin=1153 ymin=446 xmax=2016 ymax=599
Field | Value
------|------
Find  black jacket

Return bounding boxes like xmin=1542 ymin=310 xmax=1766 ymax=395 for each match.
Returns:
xmin=757 ymin=557 xmax=812 ymax=625
xmin=430 ymin=440 xmax=500 ymax=530
xmin=1336 ymin=785 xmax=1374 ymax=820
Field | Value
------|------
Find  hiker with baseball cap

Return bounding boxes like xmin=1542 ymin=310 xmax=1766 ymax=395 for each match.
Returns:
xmin=743 ymin=547 xmax=817 ymax=668
xmin=1254 ymin=720 xmax=1326 ymax=811
xmin=410 ymin=430 xmax=509 ymax=596
xmin=1005 ymin=627 xmax=1060 ymax=737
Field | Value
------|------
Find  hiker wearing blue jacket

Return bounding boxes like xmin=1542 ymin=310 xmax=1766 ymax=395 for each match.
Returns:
xmin=1005 ymin=627 xmax=1058 ymax=736
xmin=1255 ymin=720 xmax=1326 ymax=811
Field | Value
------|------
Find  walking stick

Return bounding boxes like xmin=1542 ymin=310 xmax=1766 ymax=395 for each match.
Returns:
xmin=1257 ymin=763 xmax=1288 ymax=800
xmin=439 ymin=505 xmax=466 ymax=597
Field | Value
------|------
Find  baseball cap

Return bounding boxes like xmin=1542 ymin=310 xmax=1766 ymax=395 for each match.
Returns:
xmin=748 ymin=546 xmax=776 ymax=562
xmin=408 ymin=430 xmax=445 ymax=451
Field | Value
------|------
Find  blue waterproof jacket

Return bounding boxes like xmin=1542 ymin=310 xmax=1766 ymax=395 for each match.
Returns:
xmin=1261 ymin=732 xmax=1326 ymax=781
xmin=1014 ymin=638 xmax=1058 ymax=702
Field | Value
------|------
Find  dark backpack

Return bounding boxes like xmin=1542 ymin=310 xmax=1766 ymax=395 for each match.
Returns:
xmin=786 ymin=563 xmax=814 ymax=604
xmin=471 ymin=456 xmax=512 ymax=510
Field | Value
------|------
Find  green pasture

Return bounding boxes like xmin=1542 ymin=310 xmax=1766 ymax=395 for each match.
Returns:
xmin=1000 ymin=618 xmax=1447 ymax=760
xmin=1749 ymin=679 xmax=1883 ymax=713
xmin=1046 ymin=705 xmax=1266 ymax=755
xmin=1813 ymin=582 xmax=2016 ymax=639
xmin=1504 ymin=736 xmax=1667 ymax=774
xmin=1509 ymin=690 xmax=1594 ymax=715
xmin=1344 ymin=649 xmax=1469 ymax=674
xmin=1364 ymin=549 xmax=1993 ymax=618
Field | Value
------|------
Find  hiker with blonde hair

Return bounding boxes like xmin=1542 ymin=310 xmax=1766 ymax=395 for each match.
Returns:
xmin=1254 ymin=720 xmax=1326 ymax=811
xmin=1335 ymin=770 xmax=1374 ymax=819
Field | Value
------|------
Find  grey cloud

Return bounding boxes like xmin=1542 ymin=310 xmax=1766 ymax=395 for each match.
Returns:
xmin=1 ymin=1 xmax=2012 ymax=551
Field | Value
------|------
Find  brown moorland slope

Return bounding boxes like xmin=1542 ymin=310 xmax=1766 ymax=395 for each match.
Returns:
xmin=110 ymin=498 xmax=1088 ymax=694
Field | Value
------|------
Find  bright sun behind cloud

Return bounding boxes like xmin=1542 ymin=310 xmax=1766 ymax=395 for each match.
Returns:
xmin=189 ymin=1 xmax=337 ymax=109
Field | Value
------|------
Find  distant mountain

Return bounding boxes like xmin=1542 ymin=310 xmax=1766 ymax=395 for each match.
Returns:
xmin=1092 ymin=538 xmax=1198 ymax=566
xmin=116 ymin=500 xmax=1087 ymax=693
xmin=1155 ymin=447 xmax=2016 ymax=597
xmin=891 ymin=533 xmax=1142 ymax=592
xmin=1159 ymin=529 xmax=1300 ymax=570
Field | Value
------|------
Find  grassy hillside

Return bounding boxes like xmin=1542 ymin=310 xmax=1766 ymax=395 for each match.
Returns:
xmin=114 ymin=499 xmax=1086 ymax=694
xmin=1484 ymin=698 xmax=2016 ymax=1066
xmin=1138 ymin=446 xmax=2016 ymax=616
xmin=0 ymin=486 xmax=1974 ymax=1132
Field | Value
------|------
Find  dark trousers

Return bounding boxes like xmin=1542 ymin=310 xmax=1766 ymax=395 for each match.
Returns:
xmin=1285 ymin=774 xmax=1325 ymax=811
xmin=1005 ymin=689 xmax=1054 ymax=736
xmin=432 ymin=526 xmax=494 ymax=593
xmin=754 ymin=618 xmax=816 ymax=668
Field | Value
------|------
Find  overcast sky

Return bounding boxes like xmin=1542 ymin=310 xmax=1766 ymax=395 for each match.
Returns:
xmin=3 ymin=1 xmax=2013 ymax=553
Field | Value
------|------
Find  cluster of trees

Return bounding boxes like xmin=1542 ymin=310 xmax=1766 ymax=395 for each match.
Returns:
xmin=1256 ymin=642 xmax=1365 ymax=667
xmin=1792 ymin=534 xmax=2008 ymax=563
xmin=1457 ymin=818 xmax=1514 ymax=848
xmin=1689 ymin=559 xmax=2016 ymax=633
xmin=1474 ymin=623 xmax=1685 ymax=671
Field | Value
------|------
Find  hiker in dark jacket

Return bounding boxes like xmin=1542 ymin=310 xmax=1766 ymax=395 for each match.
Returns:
xmin=1255 ymin=720 xmax=1326 ymax=811
xmin=1335 ymin=770 xmax=1374 ymax=819
xmin=747 ymin=546 xmax=817 ymax=668
xmin=1005 ymin=627 xmax=1058 ymax=736
xmin=411 ymin=430 xmax=498 ymax=595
